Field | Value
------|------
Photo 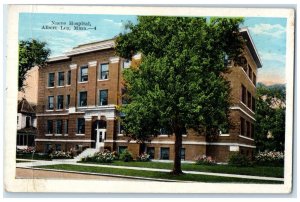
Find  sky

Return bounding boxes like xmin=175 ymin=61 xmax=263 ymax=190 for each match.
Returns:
xmin=19 ymin=13 xmax=287 ymax=86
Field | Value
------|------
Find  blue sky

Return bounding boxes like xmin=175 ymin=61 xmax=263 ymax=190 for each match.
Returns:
xmin=19 ymin=13 xmax=287 ymax=85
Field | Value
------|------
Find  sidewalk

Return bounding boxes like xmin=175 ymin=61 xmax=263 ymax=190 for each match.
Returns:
xmin=16 ymin=159 xmax=284 ymax=182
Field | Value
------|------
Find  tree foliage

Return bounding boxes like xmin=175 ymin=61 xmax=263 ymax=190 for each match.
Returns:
xmin=18 ymin=39 xmax=50 ymax=91
xmin=116 ymin=16 xmax=244 ymax=174
xmin=255 ymin=83 xmax=286 ymax=152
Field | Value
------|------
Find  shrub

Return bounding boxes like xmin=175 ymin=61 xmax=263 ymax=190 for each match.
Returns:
xmin=81 ymin=150 xmax=117 ymax=163
xmin=119 ymin=149 xmax=133 ymax=162
xmin=228 ymin=153 xmax=252 ymax=167
xmin=16 ymin=147 xmax=35 ymax=154
xmin=195 ymin=155 xmax=216 ymax=166
xmin=49 ymin=151 xmax=73 ymax=159
xmin=255 ymin=151 xmax=284 ymax=166
xmin=136 ymin=152 xmax=150 ymax=162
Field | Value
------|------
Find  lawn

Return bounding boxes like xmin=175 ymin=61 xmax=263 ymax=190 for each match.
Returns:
xmin=79 ymin=160 xmax=284 ymax=178
xmin=36 ymin=164 xmax=282 ymax=184
xmin=16 ymin=153 xmax=51 ymax=161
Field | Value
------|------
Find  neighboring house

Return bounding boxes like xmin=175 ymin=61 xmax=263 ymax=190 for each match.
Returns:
xmin=35 ymin=28 xmax=262 ymax=162
xmin=18 ymin=66 xmax=39 ymax=104
xmin=17 ymin=98 xmax=37 ymax=148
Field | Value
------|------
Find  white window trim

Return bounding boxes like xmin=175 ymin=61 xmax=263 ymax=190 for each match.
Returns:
xmin=239 ymin=135 xmax=254 ymax=141
xmin=220 ymin=134 xmax=230 ymax=137
xmin=46 ymin=87 xmax=55 ymax=89
xmin=158 ymin=134 xmax=168 ymax=137
xmin=97 ymin=78 xmax=110 ymax=82
xmin=75 ymin=134 xmax=85 ymax=136
xmin=78 ymin=81 xmax=88 ymax=84
xmin=56 ymin=109 xmax=63 ymax=111
xmin=45 ymin=110 xmax=54 ymax=112
xmin=57 ymin=86 xmax=65 ymax=88
xmin=64 ymin=134 xmax=69 ymax=136
xmin=54 ymin=134 xmax=63 ymax=136
xmin=45 ymin=134 xmax=53 ymax=136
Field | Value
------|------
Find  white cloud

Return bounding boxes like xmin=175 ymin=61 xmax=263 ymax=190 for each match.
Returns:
xmin=249 ymin=23 xmax=285 ymax=38
xmin=260 ymin=52 xmax=286 ymax=63
xmin=103 ymin=19 xmax=123 ymax=28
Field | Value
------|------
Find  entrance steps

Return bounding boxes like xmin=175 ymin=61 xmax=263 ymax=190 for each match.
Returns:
xmin=74 ymin=148 xmax=99 ymax=161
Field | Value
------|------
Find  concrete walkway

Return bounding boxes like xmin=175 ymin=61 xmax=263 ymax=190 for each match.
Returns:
xmin=16 ymin=159 xmax=284 ymax=182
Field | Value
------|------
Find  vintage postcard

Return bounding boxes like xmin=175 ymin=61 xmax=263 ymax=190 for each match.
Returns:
xmin=4 ymin=5 xmax=294 ymax=193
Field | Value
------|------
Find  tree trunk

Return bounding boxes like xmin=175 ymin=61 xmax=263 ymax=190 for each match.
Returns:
xmin=172 ymin=130 xmax=183 ymax=175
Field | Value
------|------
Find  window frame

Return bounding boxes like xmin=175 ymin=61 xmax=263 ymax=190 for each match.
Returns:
xmin=48 ymin=96 xmax=54 ymax=110
xmin=58 ymin=72 xmax=65 ymax=86
xmin=99 ymin=63 xmax=109 ymax=80
xmin=57 ymin=95 xmax=64 ymax=110
xmin=240 ymin=117 xmax=245 ymax=136
xmin=99 ymin=89 xmax=108 ymax=106
xmin=46 ymin=120 xmax=54 ymax=134
xmin=66 ymin=94 xmax=70 ymax=109
xmin=241 ymin=85 xmax=246 ymax=104
xmin=56 ymin=119 xmax=63 ymax=134
xmin=160 ymin=147 xmax=170 ymax=160
xmin=80 ymin=65 xmax=88 ymax=82
xmin=79 ymin=91 xmax=87 ymax=107
xmin=67 ymin=70 xmax=71 ymax=85
xmin=147 ymin=147 xmax=155 ymax=159
xmin=48 ymin=72 xmax=55 ymax=87
xmin=77 ymin=118 xmax=85 ymax=134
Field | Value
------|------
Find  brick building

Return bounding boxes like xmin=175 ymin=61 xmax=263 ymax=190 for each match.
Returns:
xmin=35 ymin=28 xmax=262 ymax=162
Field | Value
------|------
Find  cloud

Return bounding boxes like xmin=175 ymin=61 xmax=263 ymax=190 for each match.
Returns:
xmin=260 ymin=51 xmax=286 ymax=63
xmin=249 ymin=23 xmax=285 ymax=38
xmin=103 ymin=19 xmax=123 ymax=28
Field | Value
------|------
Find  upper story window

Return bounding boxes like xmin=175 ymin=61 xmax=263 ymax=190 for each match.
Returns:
xmin=252 ymin=97 xmax=256 ymax=112
xmin=57 ymin=95 xmax=64 ymax=110
xmin=123 ymin=60 xmax=131 ymax=69
xmin=65 ymin=120 xmax=68 ymax=134
xmin=56 ymin=120 xmax=63 ymax=134
xmin=48 ymin=73 xmax=55 ymax=87
xmin=58 ymin=72 xmax=64 ymax=86
xmin=47 ymin=120 xmax=53 ymax=134
xmin=80 ymin=65 xmax=88 ymax=82
xmin=67 ymin=70 xmax=71 ymax=85
xmin=247 ymin=91 xmax=252 ymax=109
xmin=79 ymin=91 xmax=87 ymax=107
xmin=248 ymin=65 xmax=253 ymax=81
xmin=240 ymin=117 xmax=245 ymax=136
xmin=66 ymin=95 xmax=70 ymax=109
xmin=26 ymin=116 xmax=31 ymax=128
xmin=100 ymin=63 xmax=109 ymax=80
xmin=48 ymin=96 xmax=54 ymax=110
xmin=77 ymin=118 xmax=85 ymax=134
xmin=253 ymin=73 xmax=257 ymax=86
xmin=121 ymin=88 xmax=128 ymax=104
xmin=99 ymin=90 xmax=108 ymax=106
xmin=241 ymin=85 xmax=246 ymax=104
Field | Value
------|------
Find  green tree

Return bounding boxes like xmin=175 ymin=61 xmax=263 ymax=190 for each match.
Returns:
xmin=255 ymin=84 xmax=286 ymax=152
xmin=116 ymin=16 xmax=244 ymax=174
xmin=18 ymin=39 xmax=50 ymax=91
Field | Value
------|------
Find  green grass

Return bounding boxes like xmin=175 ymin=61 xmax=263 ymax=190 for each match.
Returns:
xmin=36 ymin=164 xmax=282 ymax=184
xmin=16 ymin=153 xmax=51 ymax=161
xmin=78 ymin=160 xmax=284 ymax=178
xmin=16 ymin=160 xmax=32 ymax=163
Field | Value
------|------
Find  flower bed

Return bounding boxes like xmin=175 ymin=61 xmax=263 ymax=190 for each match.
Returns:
xmin=255 ymin=151 xmax=284 ymax=166
xmin=136 ymin=153 xmax=150 ymax=162
xmin=195 ymin=155 xmax=216 ymax=166
xmin=81 ymin=150 xmax=117 ymax=163
xmin=49 ymin=151 xmax=73 ymax=159
xmin=16 ymin=146 xmax=35 ymax=154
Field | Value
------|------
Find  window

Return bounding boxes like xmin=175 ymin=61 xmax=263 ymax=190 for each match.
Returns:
xmin=251 ymin=123 xmax=254 ymax=138
xmin=47 ymin=120 xmax=53 ymax=134
xmin=45 ymin=143 xmax=52 ymax=153
xmin=160 ymin=148 xmax=170 ymax=160
xmin=246 ymin=121 xmax=251 ymax=137
xmin=100 ymin=63 xmax=109 ymax=80
xmin=123 ymin=60 xmax=131 ymax=69
xmin=64 ymin=120 xmax=68 ymax=134
xmin=79 ymin=91 xmax=87 ymax=107
xmin=80 ymin=65 xmax=88 ymax=82
xmin=66 ymin=95 xmax=70 ymax=109
xmin=57 ymin=95 xmax=64 ymax=109
xmin=147 ymin=147 xmax=155 ymax=159
xmin=67 ymin=70 xmax=71 ymax=85
xmin=247 ymin=91 xmax=252 ymax=108
xmin=55 ymin=144 xmax=61 ymax=151
xmin=58 ymin=72 xmax=64 ymax=86
xmin=248 ymin=65 xmax=252 ymax=81
xmin=118 ymin=117 xmax=125 ymax=134
xmin=48 ymin=73 xmax=55 ymax=87
xmin=241 ymin=85 xmax=246 ymax=104
xmin=77 ymin=118 xmax=85 ymax=134
xmin=99 ymin=90 xmax=108 ymax=106
xmin=48 ymin=96 xmax=54 ymax=110
xmin=180 ymin=148 xmax=186 ymax=160
xmin=240 ymin=117 xmax=245 ymax=136
xmin=26 ymin=116 xmax=30 ymax=127
xmin=252 ymin=97 xmax=256 ymax=111
xmin=253 ymin=73 xmax=257 ymax=86
xmin=56 ymin=120 xmax=63 ymax=134
xmin=118 ymin=146 xmax=127 ymax=154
